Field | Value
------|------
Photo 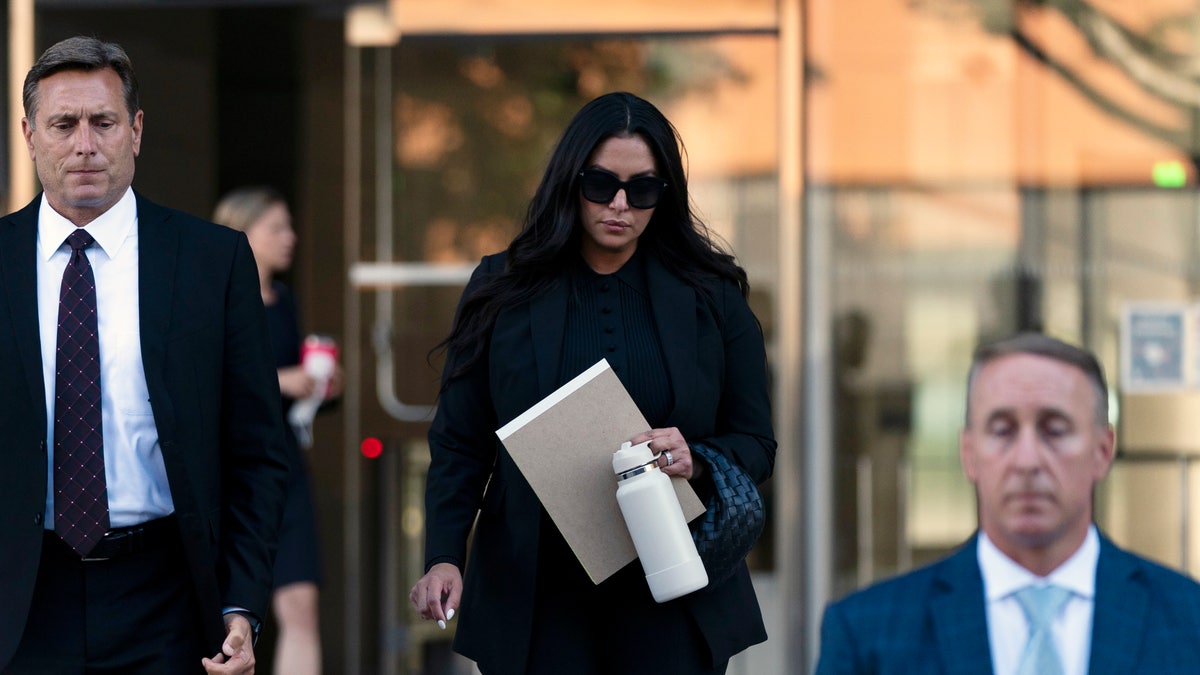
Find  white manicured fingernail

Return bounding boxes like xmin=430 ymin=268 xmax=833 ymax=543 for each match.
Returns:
xmin=447 ymin=609 xmax=455 ymax=621
xmin=438 ymin=619 xmax=446 ymax=630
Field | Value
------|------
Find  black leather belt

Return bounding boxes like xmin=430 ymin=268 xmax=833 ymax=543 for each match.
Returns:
xmin=81 ymin=515 xmax=178 ymax=562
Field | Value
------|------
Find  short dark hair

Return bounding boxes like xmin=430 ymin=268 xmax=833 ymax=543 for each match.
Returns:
xmin=965 ymin=332 xmax=1109 ymax=428
xmin=23 ymin=36 xmax=140 ymax=127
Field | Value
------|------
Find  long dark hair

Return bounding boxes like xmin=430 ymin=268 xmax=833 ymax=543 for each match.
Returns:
xmin=438 ymin=91 xmax=749 ymax=383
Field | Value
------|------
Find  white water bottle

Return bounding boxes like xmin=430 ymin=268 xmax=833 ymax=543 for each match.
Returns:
xmin=613 ymin=440 xmax=708 ymax=602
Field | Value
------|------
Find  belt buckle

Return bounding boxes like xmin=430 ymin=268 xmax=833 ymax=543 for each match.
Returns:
xmin=81 ymin=528 xmax=131 ymax=561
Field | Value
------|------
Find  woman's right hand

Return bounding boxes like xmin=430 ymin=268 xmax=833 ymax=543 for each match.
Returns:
xmin=410 ymin=562 xmax=462 ymax=628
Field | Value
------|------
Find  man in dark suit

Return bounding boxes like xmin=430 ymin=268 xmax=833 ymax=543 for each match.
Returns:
xmin=0 ymin=36 xmax=289 ymax=674
xmin=816 ymin=332 xmax=1200 ymax=674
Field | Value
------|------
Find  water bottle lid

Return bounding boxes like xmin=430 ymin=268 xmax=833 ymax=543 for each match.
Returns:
xmin=613 ymin=440 xmax=655 ymax=475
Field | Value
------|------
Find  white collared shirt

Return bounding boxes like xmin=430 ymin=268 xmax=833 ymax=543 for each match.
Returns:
xmin=978 ymin=525 xmax=1099 ymax=675
xmin=37 ymin=188 xmax=174 ymax=528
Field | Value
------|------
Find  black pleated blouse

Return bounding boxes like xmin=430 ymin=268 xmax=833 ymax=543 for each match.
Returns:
xmin=558 ymin=249 xmax=673 ymax=427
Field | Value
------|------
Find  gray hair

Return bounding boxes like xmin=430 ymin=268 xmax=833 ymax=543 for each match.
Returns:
xmin=965 ymin=332 xmax=1109 ymax=428
xmin=23 ymin=36 xmax=139 ymax=127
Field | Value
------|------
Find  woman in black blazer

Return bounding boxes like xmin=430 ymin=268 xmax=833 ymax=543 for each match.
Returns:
xmin=410 ymin=92 xmax=776 ymax=675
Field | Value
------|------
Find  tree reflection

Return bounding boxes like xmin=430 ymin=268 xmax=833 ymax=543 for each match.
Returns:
xmin=389 ymin=38 xmax=746 ymax=263
xmin=916 ymin=0 xmax=1200 ymax=169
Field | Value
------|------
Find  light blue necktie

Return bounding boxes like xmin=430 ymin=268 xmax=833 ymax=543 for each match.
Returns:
xmin=1013 ymin=584 xmax=1072 ymax=675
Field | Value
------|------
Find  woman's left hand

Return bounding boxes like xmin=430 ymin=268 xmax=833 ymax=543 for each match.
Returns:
xmin=629 ymin=427 xmax=694 ymax=480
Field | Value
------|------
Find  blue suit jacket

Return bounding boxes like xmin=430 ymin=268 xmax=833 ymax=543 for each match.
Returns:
xmin=816 ymin=532 xmax=1200 ymax=674
xmin=0 ymin=193 xmax=290 ymax=667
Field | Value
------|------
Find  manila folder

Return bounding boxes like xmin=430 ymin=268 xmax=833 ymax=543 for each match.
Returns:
xmin=496 ymin=358 xmax=705 ymax=584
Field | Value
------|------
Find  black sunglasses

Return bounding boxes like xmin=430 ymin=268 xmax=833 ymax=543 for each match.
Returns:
xmin=578 ymin=169 xmax=668 ymax=210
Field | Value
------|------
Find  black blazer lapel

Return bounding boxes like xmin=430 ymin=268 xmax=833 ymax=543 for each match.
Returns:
xmin=1088 ymin=537 xmax=1147 ymax=675
xmin=134 ymin=193 xmax=178 ymax=441
xmin=0 ymin=196 xmax=48 ymax=428
xmin=528 ymin=278 xmax=568 ymax=398
xmin=929 ymin=539 xmax=995 ymax=675
xmin=645 ymin=255 xmax=697 ymax=423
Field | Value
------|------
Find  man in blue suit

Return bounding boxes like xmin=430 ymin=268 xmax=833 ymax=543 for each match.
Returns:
xmin=816 ymin=332 xmax=1200 ymax=674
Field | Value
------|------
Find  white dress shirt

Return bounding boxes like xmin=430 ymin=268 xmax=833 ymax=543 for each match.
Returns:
xmin=978 ymin=525 xmax=1099 ymax=675
xmin=38 ymin=188 xmax=174 ymax=529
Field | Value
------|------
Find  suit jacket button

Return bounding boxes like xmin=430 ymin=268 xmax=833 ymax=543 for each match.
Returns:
xmin=33 ymin=513 xmax=42 ymax=526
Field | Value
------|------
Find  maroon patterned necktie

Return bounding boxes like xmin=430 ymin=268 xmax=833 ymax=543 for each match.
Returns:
xmin=54 ymin=229 xmax=110 ymax=556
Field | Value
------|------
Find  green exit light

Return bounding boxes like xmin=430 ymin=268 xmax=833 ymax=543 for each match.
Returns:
xmin=1153 ymin=160 xmax=1187 ymax=188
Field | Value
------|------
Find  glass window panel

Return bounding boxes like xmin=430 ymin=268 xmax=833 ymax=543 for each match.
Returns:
xmin=813 ymin=0 xmax=1200 ymax=591
xmin=387 ymin=34 xmax=778 ymax=274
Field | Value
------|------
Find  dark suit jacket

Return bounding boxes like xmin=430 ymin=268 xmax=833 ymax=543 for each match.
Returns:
xmin=816 ymin=532 xmax=1200 ymax=674
xmin=0 ymin=192 xmax=290 ymax=667
xmin=424 ymin=251 xmax=776 ymax=673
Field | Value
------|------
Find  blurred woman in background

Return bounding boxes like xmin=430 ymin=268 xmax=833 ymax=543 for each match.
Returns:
xmin=214 ymin=186 xmax=340 ymax=675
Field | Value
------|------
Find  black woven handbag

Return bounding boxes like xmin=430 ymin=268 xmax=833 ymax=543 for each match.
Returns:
xmin=689 ymin=442 xmax=765 ymax=584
